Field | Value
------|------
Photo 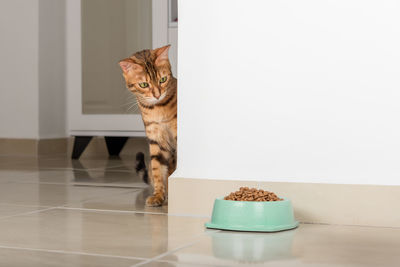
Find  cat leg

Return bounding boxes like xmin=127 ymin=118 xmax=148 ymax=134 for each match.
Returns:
xmin=146 ymin=143 xmax=168 ymax=207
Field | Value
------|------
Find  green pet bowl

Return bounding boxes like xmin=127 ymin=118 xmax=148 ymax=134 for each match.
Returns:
xmin=205 ymin=198 xmax=299 ymax=232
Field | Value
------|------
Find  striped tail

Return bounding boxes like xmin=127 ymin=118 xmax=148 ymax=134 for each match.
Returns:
xmin=135 ymin=152 xmax=149 ymax=184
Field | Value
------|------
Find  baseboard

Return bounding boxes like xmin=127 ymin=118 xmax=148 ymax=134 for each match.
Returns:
xmin=38 ymin=138 xmax=68 ymax=155
xmin=169 ymin=177 xmax=400 ymax=228
xmin=0 ymin=139 xmax=38 ymax=156
xmin=0 ymin=138 xmax=68 ymax=156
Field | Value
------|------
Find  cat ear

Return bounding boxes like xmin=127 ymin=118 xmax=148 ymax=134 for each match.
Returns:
xmin=119 ymin=59 xmax=141 ymax=74
xmin=154 ymin=45 xmax=171 ymax=65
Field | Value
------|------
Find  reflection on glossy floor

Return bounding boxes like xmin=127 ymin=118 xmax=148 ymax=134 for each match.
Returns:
xmin=0 ymin=154 xmax=399 ymax=266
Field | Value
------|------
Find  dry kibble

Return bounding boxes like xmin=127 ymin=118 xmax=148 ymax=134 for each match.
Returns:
xmin=224 ymin=187 xmax=283 ymax=202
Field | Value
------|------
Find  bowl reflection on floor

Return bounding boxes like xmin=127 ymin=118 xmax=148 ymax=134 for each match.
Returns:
xmin=209 ymin=228 xmax=297 ymax=263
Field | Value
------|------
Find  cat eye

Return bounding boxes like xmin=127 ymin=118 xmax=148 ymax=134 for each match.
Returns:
xmin=139 ymin=82 xmax=149 ymax=88
xmin=159 ymin=76 xmax=167 ymax=83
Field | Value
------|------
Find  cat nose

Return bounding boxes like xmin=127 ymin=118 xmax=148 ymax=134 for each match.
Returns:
xmin=153 ymin=88 xmax=161 ymax=99
xmin=153 ymin=91 xmax=160 ymax=99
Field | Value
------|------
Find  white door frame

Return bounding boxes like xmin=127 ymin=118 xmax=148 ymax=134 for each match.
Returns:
xmin=66 ymin=0 xmax=168 ymax=137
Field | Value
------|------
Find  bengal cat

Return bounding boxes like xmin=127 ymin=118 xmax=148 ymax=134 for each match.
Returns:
xmin=119 ymin=45 xmax=177 ymax=207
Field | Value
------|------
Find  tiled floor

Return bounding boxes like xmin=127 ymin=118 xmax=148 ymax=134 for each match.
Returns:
xmin=0 ymin=154 xmax=399 ymax=266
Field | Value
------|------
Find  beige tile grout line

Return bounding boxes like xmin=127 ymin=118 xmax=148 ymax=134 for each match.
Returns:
xmin=58 ymin=206 xmax=211 ymax=218
xmin=131 ymin=231 xmax=220 ymax=267
xmin=54 ymin=189 xmax=209 ymax=218
xmin=0 ymin=203 xmax=54 ymax=208
xmin=154 ymin=259 xmax=217 ymax=267
xmin=57 ymin=188 xmax=141 ymax=209
xmin=59 ymin=207 xmax=168 ymax=216
xmin=0 ymin=187 xmax=140 ymax=211
xmin=0 ymin=244 xmax=147 ymax=262
xmin=0 ymin=207 xmax=59 ymax=220
xmin=0 ymin=189 xmax=141 ymax=221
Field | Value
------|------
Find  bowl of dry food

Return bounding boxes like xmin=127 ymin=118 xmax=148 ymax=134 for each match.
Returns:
xmin=205 ymin=187 xmax=298 ymax=232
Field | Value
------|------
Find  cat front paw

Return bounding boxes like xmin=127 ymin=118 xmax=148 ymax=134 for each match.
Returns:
xmin=146 ymin=195 xmax=164 ymax=207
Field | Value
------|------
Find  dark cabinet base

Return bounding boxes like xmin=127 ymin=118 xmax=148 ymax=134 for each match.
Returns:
xmin=71 ymin=136 xmax=128 ymax=159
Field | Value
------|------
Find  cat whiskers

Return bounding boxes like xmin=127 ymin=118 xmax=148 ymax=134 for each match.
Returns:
xmin=127 ymin=102 xmax=140 ymax=113
xmin=120 ymin=99 xmax=140 ymax=113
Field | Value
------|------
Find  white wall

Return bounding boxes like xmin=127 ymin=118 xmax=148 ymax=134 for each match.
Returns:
xmin=175 ymin=0 xmax=400 ymax=186
xmin=0 ymin=0 xmax=39 ymax=138
xmin=0 ymin=0 xmax=67 ymax=139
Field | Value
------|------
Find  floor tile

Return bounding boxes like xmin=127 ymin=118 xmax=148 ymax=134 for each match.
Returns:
xmin=0 ymin=182 xmax=135 ymax=206
xmin=67 ymin=187 xmax=168 ymax=214
xmin=0 ymin=247 xmax=141 ymax=267
xmin=0 ymin=208 xmax=209 ymax=259
xmin=2 ymin=154 xmax=400 ymax=267
xmin=158 ymin=224 xmax=400 ymax=267
xmin=0 ymin=170 xmax=37 ymax=181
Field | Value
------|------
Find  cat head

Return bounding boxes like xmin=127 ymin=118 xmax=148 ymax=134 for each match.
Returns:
xmin=119 ymin=45 xmax=173 ymax=106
